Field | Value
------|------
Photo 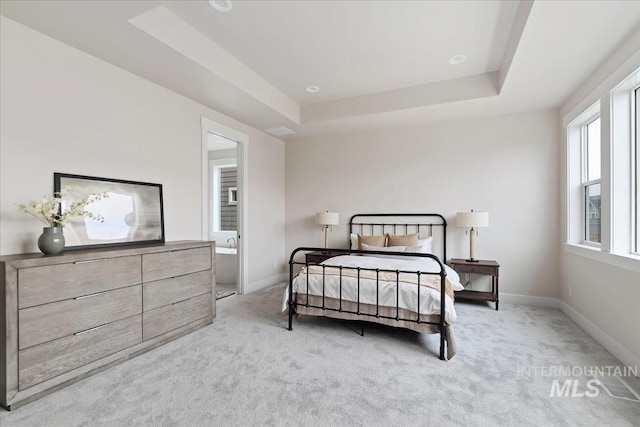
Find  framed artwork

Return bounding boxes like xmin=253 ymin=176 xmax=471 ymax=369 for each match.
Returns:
xmin=54 ymin=173 xmax=165 ymax=250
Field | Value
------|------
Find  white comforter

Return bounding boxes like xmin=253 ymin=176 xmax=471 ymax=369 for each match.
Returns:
xmin=282 ymin=255 xmax=460 ymax=325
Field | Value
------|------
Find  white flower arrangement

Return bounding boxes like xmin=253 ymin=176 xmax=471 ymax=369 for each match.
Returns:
xmin=18 ymin=187 xmax=108 ymax=228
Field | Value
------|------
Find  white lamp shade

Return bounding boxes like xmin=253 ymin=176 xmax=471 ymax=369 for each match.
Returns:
xmin=316 ymin=211 xmax=339 ymax=226
xmin=456 ymin=211 xmax=489 ymax=228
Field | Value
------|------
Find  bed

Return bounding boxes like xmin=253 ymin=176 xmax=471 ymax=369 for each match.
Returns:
xmin=284 ymin=213 xmax=462 ymax=360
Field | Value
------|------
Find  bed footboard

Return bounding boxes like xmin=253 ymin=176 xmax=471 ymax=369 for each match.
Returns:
xmin=287 ymin=247 xmax=451 ymax=360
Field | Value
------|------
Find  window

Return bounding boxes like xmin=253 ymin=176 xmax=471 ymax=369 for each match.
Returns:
xmin=565 ymin=65 xmax=640 ymax=268
xmin=228 ymin=187 xmax=238 ymax=205
xmin=582 ymin=116 xmax=601 ymax=244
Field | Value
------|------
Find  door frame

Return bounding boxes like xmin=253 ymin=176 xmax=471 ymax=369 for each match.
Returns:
xmin=201 ymin=116 xmax=249 ymax=295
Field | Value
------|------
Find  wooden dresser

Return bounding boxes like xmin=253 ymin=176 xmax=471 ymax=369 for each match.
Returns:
xmin=0 ymin=240 xmax=215 ymax=410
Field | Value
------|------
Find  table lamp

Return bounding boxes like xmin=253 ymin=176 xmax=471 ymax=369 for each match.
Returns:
xmin=456 ymin=210 xmax=489 ymax=262
xmin=316 ymin=211 xmax=339 ymax=250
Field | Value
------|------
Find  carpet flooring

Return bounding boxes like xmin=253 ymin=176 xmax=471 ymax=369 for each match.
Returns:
xmin=1 ymin=283 xmax=638 ymax=426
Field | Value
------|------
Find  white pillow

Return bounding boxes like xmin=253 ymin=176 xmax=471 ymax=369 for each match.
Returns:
xmin=360 ymin=243 xmax=424 ymax=260
xmin=350 ymin=233 xmax=358 ymax=249
xmin=416 ymin=236 xmax=433 ymax=254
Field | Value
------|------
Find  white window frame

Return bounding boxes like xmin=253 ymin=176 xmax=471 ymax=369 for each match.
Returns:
xmin=563 ymin=62 xmax=640 ymax=272
xmin=580 ymin=115 xmax=602 ymax=247
xmin=566 ymin=103 xmax=600 ymax=249
xmin=634 ymin=87 xmax=640 ymax=254
xmin=228 ymin=187 xmax=238 ymax=206
xmin=209 ymin=158 xmax=237 ymax=233
xmin=608 ymin=73 xmax=638 ymax=258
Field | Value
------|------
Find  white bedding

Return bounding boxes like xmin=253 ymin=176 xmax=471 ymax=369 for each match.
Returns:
xmin=282 ymin=255 xmax=459 ymax=324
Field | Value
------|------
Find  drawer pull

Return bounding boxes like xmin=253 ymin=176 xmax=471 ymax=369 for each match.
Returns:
xmin=170 ymin=248 xmax=198 ymax=253
xmin=74 ymin=323 xmax=108 ymax=336
xmin=75 ymin=291 xmax=107 ymax=300
xmin=74 ymin=259 xmax=106 ymax=265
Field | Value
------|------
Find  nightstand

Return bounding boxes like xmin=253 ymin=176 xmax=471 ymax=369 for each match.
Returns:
xmin=448 ymin=258 xmax=500 ymax=310
xmin=305 ymin=250 xmax=343 ymax=264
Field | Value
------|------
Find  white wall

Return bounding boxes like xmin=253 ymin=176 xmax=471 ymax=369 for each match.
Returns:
xmin=560 ymin=253 xmax=640 ymax=366
xmin=0 ymin=17 xmax=285 ymax=293
xmin=286 ymin=110 xmax=561 ymax=299
xmin=247 ymin=135 xmax=287 ymax=289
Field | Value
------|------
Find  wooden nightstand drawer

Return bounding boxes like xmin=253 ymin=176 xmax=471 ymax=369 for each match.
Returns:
xmin=453 ymin=263 xmax=497 ymax=276
xmin=448 ymin=258 xmax=500 ymax=310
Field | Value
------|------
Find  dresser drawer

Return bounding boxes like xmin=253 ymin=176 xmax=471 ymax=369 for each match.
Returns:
xmin=142 ymin=246 xmax=212 ymax=283
xmin=19 ymin=285 xmax=142 ymax=350
xmin=143 ymin=293 xmax=212 ymax=341
xmin=18 ymin=256 xmax=142 ymax=308
xmin=143 ymin=270 xmax=212 ymax=311
xmin=18 ymin=314 xmax=142 ymax=390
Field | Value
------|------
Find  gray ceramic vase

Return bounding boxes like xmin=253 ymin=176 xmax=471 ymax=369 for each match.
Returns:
xmin=38 ymin=227 xmax=65 ymax=255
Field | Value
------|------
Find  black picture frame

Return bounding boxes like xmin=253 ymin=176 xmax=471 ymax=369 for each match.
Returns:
xmin=54 ymin=173 xmax=165 ymax=250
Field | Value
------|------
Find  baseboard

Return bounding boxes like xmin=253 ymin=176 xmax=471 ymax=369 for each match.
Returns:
xmin=560 ymin=301 xmax=640 ymax=376
xmin=499 ymin=293 xmax=561 ymax=308
xmin=246 ymin=273 xmax=287 ymax=294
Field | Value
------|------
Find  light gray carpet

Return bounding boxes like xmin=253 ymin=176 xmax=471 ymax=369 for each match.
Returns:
xmin=1 ymin=284 xmax=639 ymax=426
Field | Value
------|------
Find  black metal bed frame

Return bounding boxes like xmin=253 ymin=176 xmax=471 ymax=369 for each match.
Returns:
xmin=288 ymin=213 xmax=450 ymax=360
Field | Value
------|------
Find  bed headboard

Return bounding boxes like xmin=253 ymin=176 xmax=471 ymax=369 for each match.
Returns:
xmin=349 ymin=213 xmax=447 ymax=261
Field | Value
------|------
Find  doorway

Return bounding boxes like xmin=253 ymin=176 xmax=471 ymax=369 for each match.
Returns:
xmin=209 ymin=137 xmax=238 ymax=297
xmin=201 ymin=117 xmax=248 ymax=295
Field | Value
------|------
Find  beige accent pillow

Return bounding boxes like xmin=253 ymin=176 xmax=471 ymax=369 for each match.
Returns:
xmin=386 ymin=233 xmax=419 ymax=247
xmin=357 ymin=234 xmax=386 ymax=250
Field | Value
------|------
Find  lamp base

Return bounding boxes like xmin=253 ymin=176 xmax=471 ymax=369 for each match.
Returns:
xmin=465 ymin=258 xmax=480 ymax=263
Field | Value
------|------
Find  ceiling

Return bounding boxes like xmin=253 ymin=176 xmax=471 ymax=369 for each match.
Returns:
xmin=208 ymin=133 xmax=237 ymax=151
xmin=2 ymin=0 xmax=639 ymax=141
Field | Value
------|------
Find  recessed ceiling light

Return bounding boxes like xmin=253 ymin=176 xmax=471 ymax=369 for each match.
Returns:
xmin=208 ymin=0 xmax=233 ymax=12
xmin=306 ymin=85 xmax=320 ymax=93
xmin=448 ymin=55 xmax=466 ymax=65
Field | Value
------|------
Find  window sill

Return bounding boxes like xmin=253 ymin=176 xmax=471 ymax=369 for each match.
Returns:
xmin=564 ymin=244 xmax=640 ymax=273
